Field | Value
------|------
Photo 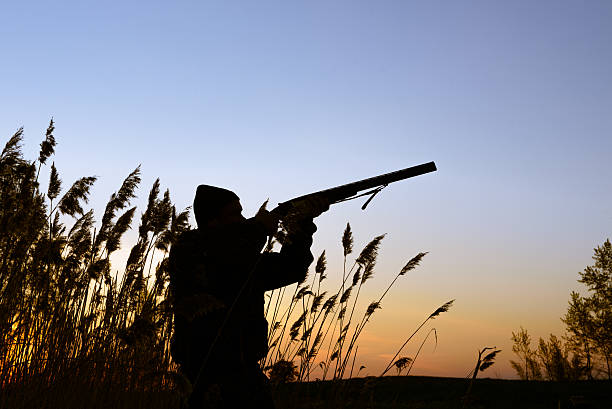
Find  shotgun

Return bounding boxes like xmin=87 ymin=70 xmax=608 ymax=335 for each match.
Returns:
xmin=271 ymin=161 xmax=437 ymax=218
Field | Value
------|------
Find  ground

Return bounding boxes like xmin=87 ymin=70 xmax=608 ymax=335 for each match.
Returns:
xmin=2 ymin=376 xmax=610 ymax=408
xmin=273 ymin=376 xmax=612 ymax=409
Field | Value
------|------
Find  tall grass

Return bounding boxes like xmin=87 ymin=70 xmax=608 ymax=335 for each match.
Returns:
xmin=262 ymin=224 xmax=453 ymax=382
xmin=1 ymin=121 xmax=453 ymax=408
xmin=0 ymin=122 xmax=189 ymax=407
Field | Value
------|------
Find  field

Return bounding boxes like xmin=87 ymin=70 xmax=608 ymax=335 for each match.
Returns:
xmin=2 ymin=376 xmax=611 ymax=409
xmin=274 ymin=377 xmax=611 ymax=409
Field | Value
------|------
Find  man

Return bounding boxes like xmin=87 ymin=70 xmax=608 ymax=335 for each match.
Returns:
xmin=169 ymin=185 xmax=328 ymax=408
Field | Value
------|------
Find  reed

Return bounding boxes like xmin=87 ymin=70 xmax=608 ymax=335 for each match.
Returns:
xmin=263 ymin=223 xmax=450 ymax=382
xmin=0 ymin=122 xmax=188 ymax=407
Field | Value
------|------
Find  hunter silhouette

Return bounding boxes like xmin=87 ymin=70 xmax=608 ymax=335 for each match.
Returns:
xmin=169 ymin=185 xmax=328 ymax=408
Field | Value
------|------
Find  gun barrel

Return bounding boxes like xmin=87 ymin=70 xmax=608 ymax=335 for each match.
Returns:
xmin=272 ymin=161 xmax=436 ymax=217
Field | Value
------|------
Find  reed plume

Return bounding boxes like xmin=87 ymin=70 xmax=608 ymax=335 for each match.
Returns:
xmin=0 ymin=122 xmax=188 ymax=408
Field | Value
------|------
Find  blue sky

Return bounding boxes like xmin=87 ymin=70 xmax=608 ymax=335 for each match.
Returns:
xmin=1 ymin=1 xmax=611 ymax=377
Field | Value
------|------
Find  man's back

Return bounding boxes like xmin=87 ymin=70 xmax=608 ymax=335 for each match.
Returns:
xmin=167 ymin=184 xmax=328 ymax=408
xmin=169 ymin=223 xmax=268 ymax=371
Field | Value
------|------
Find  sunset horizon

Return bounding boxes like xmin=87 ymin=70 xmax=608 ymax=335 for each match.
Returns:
xmin=2 ymin=1 xmax=611 ymax=408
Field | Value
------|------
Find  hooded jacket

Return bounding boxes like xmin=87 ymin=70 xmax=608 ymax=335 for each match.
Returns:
xmin=168 ymin=216 xmax=314 ymax=375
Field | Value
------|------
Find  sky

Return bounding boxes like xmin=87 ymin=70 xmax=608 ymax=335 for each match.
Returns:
xmin=1 ymin=1 xmax=611 ymax=378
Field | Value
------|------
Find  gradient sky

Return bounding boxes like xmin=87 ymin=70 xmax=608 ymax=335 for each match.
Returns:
xmin=1 ymin=1 xmax=611 ymax=378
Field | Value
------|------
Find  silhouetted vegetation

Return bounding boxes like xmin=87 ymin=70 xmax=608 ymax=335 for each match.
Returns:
xmin=510 ymin=239 xmax=612 ymax=381
xmin=0 ymin=121 xmax=189 ymax=408
xmin=4 ymin=120 xmax=608 ymax=409
xmin=463 ymin=347 xmax=501 ymax=407
xmin=563 ymin=239 xmax=612 ymax=379
xmin=510 ymin=327 xmax=542 ymax=380
xmin=0 ymin=121 xmax=453 ymax=408
xmin=262 ymin=223 xmax=452 ymax=382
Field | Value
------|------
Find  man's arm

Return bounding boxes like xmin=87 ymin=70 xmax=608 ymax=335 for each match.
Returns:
xmin=255 ymin=220 xmax=317 ymax=291
xmin=252 ymin=196 xmax=329 ymax=291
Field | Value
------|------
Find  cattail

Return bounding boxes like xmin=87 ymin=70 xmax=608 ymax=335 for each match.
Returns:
xmin=300 ymin=328 xmax=312 ymax=341
xmin=115 ymin=166 xmax=141 ymax=211
xmin=310 ymin=292 xmax=326 ymax=313
xmin=337 ymin=306 xmax=346 ymax=320
xmin=1 ymin=127 xmax=24 ymax=168
xmin=340 ymin=287 xmax=352 ymax=304
xmin=399 ymin=252 xmax=428 ymax=276
xmin=342 ymin=223 xmax=353 ymax=257
xmin=479 ymin=349 xmax=501 ymax=371
xmin=361 ymin=262 xmax=375 ymax=284
xmin=106 ymin=207 xmax=136 ymax=253
xmin=151 ymin=189 xmax=173 ymax=235
xmin=157 ymin=206 xmax=191 ymax=251
xmin=322 ymin=294 xmax=337 ymax=313
xmin=351 ymin=266 xmax=362 ymax=287
xmin=38 ymin=118 xmax=56 ymax=165
xmin=126 ymin=240 xmax=146 ymax=268
xmin=58 ymin=176 xmax=97 ymax=217
xmin=51 ymin=211 xmax=64 ymax=237
xmin=155 ymin=257 xmax=170 ymax=283
xmin=355 ymin=234 xmax=385 ymax=265
xmin=295 ymin=287 xmax=313 ymax=300
xmin=310 ymin=333 xmax=323 ymax=352
xmin=393 ymin=356 xmax=412 ymax=372
xmin=139 ymin=178 xmax=160 ymax=237
xmin=290 ymin=312 xmax=307 ymax=340
xmin=365 ymin=301 xmax=381 ymax=317
xmin=47 ymin=163 xmax=61 ymax=200
xmin=67 ymin=209 xmax=94 ymax=240
xmin=315 ymin=251 xmax=327 ymax=280
xmin=429 ymin=299 xmax=454 ymax=319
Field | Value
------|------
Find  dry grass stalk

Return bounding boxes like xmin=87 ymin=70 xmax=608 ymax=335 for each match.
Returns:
xmin=263 ymin=224 xmax=446 ymax=382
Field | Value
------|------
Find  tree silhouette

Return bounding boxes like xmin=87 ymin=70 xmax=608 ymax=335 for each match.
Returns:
xmin=563 ymin=239 xmax=612 ymax=379
xmin=510 ymin=327 xmax=541 ymax=380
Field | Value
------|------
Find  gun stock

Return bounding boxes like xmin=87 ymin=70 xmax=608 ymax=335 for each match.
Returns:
xmin=271 ymin=161 xmax=436 ymax=218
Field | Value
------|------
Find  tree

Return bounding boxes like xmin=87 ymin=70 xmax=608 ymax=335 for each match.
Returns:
xmin=537 ymin=334 xmax=584 ymax=381
xmin=563 ymin=239 xmax=612 ymax=379
xmin=510 ymin=327 xmax=541 ymax=380
xmin=563 ymin=293 xmax=595 ymax=379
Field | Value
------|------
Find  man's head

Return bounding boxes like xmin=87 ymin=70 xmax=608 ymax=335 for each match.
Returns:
xmin=193 ymin=185 xmax=245 ymax=229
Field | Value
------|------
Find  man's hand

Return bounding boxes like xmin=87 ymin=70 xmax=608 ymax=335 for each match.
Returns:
xmin=292 ymin=195 xmax=330 ymax=218
xmin=255 ymin=200 xmax=279 ymax=235
xmin=280 ymin=195 xmax=330 ymax=241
